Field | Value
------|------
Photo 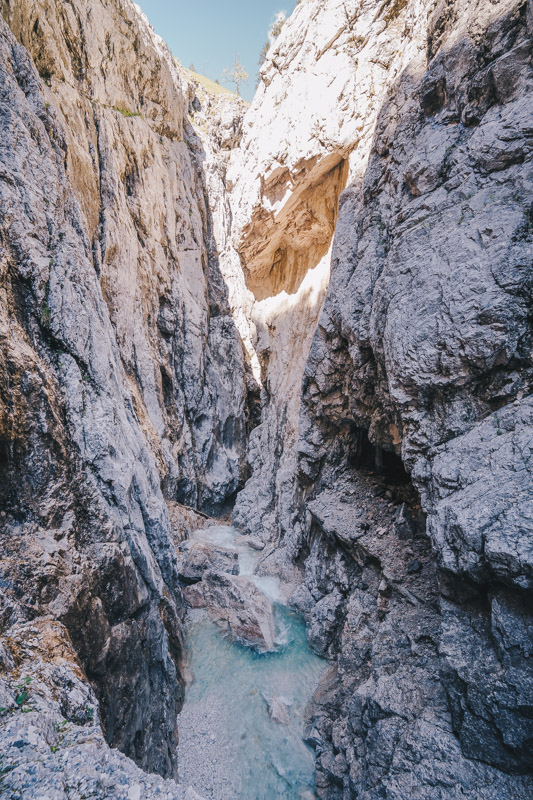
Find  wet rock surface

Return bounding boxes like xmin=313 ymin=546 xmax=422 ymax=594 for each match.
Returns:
xmin=267 ymin=696 xmax=292 ymax=725
xmin=177 ymin=541 xmax=239 ymax=584
xmin=183 ymin=571 xmax=278 ymax=653
xmin=180 ymin=529 xmax=280 ymax=653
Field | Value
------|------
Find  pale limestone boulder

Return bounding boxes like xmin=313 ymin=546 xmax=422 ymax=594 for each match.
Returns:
xmin=184 ymin=572 xmax=278 ymax=653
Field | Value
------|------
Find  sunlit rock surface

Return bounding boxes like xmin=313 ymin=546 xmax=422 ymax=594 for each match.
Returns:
xmin=231 ymin=0 xmax=447 ymax=548
xmin=286 ymin=0 xmax=533 ymax=796
xmin=228 ymin=0 xmax=532 ymax=796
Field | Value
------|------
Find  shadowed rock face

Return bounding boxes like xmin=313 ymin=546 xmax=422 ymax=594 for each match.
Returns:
xmin=0 ymin=621 xmax=204 ymax=799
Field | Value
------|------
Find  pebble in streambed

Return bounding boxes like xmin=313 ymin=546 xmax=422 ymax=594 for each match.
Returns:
xmin=177 ymin=526 xmax=325 ymax=800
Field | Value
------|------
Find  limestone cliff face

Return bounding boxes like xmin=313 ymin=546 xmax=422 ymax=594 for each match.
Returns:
xmin=232 ymin=0 xmax=435 ymax=548
xmin=227 ymin=0 xmax=533 ymax=797
xmin=0 ymin=0 xmax=249 ymax=783
xmin=285 ymin=0 xmax=533 ymax=797
xmin=1 ymin=0 xmax=250 ymax=515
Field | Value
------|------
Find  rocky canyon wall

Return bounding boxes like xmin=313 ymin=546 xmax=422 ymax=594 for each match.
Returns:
xmin=0 ymin=0 xmax=531 ymax=798
xmin=1 ymin=0 xmax=252 ymax=516
xmin=254 ymin=0 xmax=532 ymax=798
xmin=0 ymin=0 xmax=250 ymax=785
xmin=226 ymin=0 xmax=533 ymax=797
xmin=231 ymin=0 xmax=436 ymax=551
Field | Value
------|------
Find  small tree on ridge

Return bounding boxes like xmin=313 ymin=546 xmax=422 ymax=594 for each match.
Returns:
xmin=223 ymin=55 xmax=248 ymax=96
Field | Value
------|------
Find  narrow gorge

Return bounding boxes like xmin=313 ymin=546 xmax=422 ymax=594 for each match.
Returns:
xmin=0 ymin=1 xmax=531 ymax=799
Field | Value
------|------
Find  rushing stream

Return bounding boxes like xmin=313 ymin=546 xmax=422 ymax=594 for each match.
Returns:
xmin=177 ymin=525 xmax=326 ymax=800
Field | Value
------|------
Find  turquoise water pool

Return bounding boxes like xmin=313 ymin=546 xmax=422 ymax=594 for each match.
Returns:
xmin=177 ymin=526 xmax=325 ymax=799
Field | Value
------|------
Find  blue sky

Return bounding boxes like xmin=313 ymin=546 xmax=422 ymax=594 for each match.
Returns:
xmin=137 ymin=0 xmax=298 ymax=101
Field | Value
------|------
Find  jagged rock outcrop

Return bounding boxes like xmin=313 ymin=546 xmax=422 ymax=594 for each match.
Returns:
xmin=184 ymin=571 xmax=279 ymax=652
xmin=231 ymin=0 xmax=447 ymax=551
xmin=0 ymin=620 xmax=203 ymax=799
xmin=177 ymin=539 xmax=239 ymax=583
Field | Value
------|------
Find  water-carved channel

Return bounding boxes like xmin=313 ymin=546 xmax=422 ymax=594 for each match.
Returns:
xmin=177 ymin=525 xmax=326 ymax=799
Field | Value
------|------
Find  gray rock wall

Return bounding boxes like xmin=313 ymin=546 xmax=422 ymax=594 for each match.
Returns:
xmin=230 ymin=0 xmax=436 ymax=549
xmin=0 ymin=0 xmax=249 ymax=781
xmin=0 ymin=620 xmax=203 ymax=799
xmin=0 ymin=0 xmax=250 ymax=516
xmin=0 ymin=0 xmax=531 ymax=796
xmin=0 ymin=11 xmax=185 ymax=776
xmin=292 ymin=0 xmax=533 ymax=796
